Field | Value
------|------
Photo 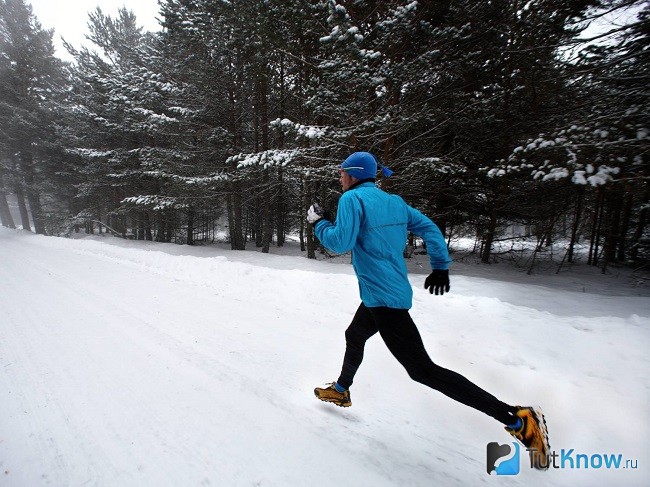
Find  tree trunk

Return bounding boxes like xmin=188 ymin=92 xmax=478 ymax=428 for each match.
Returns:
xmin=227 ymin=48 xmax=246 ymax=251
xmin=593 ymin=189 xmax=606 ymax=266
xmin=20 ymin=151 xmax=46 ymax=235
xmin=381 ymin=82 xmax=400 ymax=169
xmin=259 ymin=70 xmax=272 ymax=254
xmin=630 ymin=183 xmax=648 ymax=264
xmin=567 ymin=187 xmax=583 ymax=263
xmin=144 ymin=211 xmax=153 ymax=241
xmin=617 ymin=185 xmax=633 ymax=262
xmin=262 ymin=168 xmax=272 ymax=253
xmin=255 ymin=188 xmax=263 ymax=248
xmin=481 ymin=211 xmax=498 ymax=263
xmin=14 ymin=184 xmax=31 ymax=231
xmin=232 ymin=184 xmax=245 ymax=249
xmin=156 ymin=213 xmax=166 ymax=242
xmin=588 ymin=188 xmax=603 ymax=266
xmin=187 ymin=208 xmax=195 ymax=246
xmin=434 ymin=189 xmax=452 ymax=239
xmin=0 ymin=189 xmax=16 ymax=229
xmin=304 ymin=177 xmax=316 ymax=259
xmin=165 ymin=218 xmax=173 ymax=243
xmin=299 ymin=174 xmax=305 ymax=252
xmin=112 ymin=187 xmax=126 ymax=236
xmin=603 ymin=187 xmax=622 ymax=270
xmin=276 ymin=53 xmax=286 ymax=248
xmin=544 ymin=216 xmax=555 ymax=247
xmin=136 ymin=214 xmax=144 ymax=240
xmin=276 ymin=166 xmax=285 ymax=247
xmin=252 ymin=78 xmax=263 ymax=249
xmin=26 ymin=189 xmax=45 ymax=234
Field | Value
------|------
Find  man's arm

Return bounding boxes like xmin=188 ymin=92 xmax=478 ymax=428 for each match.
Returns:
xmin=313 ymin=194 xmax=362 ymax=254
xmin=406 ymin=205 xmax=451 ymax=270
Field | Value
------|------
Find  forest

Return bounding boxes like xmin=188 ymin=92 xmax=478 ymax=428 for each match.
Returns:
xmin=0 ymin=0 xmax=647 ymax=272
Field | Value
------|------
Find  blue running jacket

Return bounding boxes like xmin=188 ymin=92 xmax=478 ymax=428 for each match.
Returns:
xmin=314 ymin=182 xmax=451 ymax=309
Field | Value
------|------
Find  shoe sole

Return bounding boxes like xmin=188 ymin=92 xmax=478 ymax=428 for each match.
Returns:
xmin=314 ymin=391 xmax=351 ymax=408
xmin=529 ymin=406 xmax=551 ymax=470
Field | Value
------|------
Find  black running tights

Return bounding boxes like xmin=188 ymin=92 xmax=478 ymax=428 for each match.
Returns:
xmin=336 ymin=303 xmax=516 ymax=425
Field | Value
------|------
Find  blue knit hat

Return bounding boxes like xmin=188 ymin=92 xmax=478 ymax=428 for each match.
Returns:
xmin=341 ymin=152 xmax=393 ymax=179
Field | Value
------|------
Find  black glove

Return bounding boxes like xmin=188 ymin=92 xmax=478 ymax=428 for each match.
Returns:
xmin=424 ymin=269 xmax=450 ymax=295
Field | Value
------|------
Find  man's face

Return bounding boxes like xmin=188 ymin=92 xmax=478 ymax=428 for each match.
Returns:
xmin=340 ymin=169 xmax=355 ymax=191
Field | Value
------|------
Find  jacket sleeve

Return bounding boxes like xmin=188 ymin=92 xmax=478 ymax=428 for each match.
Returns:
xmin=313 ymin=193 xmax=361 ymax=253
xmin=406 ymin=205 xmax=451 ymax=270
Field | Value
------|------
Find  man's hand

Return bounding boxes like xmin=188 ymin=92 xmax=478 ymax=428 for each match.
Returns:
xmin=424 ymin=269 xmax=450 ymax=295
xmin=307 ymin=203 xmax=324 ymax=224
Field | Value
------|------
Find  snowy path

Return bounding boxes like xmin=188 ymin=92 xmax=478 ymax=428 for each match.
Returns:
xmin=1 ymin=228 xmax=648 ymax=487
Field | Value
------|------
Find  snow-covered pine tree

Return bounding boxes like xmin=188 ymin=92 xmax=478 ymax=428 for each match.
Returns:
xmin=159 ymin=0 xmax=331 ymax=252
xmin=275 ymin=1 xmax=599 ymax=266
xmin=65 ymin=8 xmax=155 ymax=237
xmin=159 ymin=0 xmax=260 ymax=248
xmin=422 ymin=0 xmax=600 ymax=263
xmin=65 ymin=7 xmax=222 ymax=243
xmin=486 ymin=1 xmax=649 ymax=269
xmin=0 ymin=0 xmax=65 ymax=234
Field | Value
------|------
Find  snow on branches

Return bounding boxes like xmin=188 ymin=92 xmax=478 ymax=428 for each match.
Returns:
xmin=485 ymin=122 xmax=647 ymax=187
xmin=120 ymin=195 xmax=189 ymax=211
xmin=271 ymin=119 xmax=328 ymax=141
xmin=228 ymin=149 xmax=304 ymax=169
xmin=406 ymin=156 xmax=467 ymax=176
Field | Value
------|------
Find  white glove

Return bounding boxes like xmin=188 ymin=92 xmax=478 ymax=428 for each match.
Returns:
xmin=307 ymin=203 xmax=324 ymax=224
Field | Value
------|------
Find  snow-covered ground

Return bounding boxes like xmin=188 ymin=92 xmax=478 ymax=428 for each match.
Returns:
xmin=1 ymin=227 xmax=648 ymax=487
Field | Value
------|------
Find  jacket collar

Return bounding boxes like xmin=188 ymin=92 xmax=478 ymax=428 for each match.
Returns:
xmin=347 ymin=178 xmax=376 ymax=191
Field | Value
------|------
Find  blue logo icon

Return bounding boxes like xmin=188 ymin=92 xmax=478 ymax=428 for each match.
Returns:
xmin=487 ymin=442 xmax=520 ymax=475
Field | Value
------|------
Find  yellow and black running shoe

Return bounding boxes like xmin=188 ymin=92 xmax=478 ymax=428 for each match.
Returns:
xmin=314 ymin=382 xmax=352 ymax=407
xmin=505 ymin=406 xmax=551 ymax=470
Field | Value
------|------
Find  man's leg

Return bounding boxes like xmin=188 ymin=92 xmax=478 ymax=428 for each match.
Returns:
xmin=336 ymin=303 xmax=379 ymax=390
xmin=369 ymin=307 xmax=516 ymax=425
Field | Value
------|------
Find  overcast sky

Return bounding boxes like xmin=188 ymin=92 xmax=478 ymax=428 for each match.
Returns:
xmin=28 ymin=0 xmax=161 ymax=61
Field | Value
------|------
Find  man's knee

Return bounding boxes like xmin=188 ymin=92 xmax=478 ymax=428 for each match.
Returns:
xmin=405 ymin=363 xmax=430 ymax=384
xmin=401 ymin=357 xmax=444 ymax=387
xmin=345 ymin=326 xmax=364 ymax=345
